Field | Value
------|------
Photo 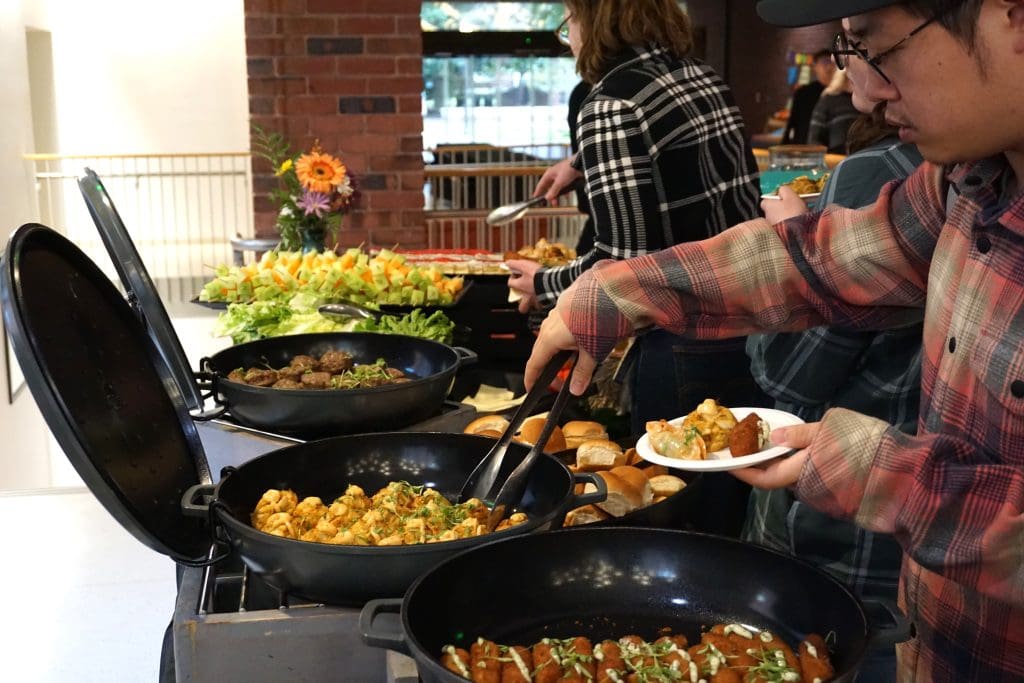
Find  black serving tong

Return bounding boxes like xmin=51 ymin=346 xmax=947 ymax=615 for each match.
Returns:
xmin=456 ymin=350 xmax=577 ymax=528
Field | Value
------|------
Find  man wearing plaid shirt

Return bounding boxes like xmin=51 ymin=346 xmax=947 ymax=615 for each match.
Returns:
xmin=524 ymin=0 xmax=1024 ymax=679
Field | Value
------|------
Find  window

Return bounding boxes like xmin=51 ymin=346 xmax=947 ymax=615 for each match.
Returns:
xmin=422 ymin=2 xmax=577 ymax=156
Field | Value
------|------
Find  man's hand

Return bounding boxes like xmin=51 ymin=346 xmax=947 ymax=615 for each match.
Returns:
xmin=761 ymin=184 xmax=810 ymax=224
xmin=534 ymin=158 xmax=583 ymax=204
xmin=524 ymin=307 xmax=596 ymax=395
xmin=729 ymin=421 xmax=820 ymax=488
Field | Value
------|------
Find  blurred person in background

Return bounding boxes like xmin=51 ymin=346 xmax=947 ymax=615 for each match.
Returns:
xmin=808 ymin=68 xmax=860 ymax=152
xmin=780 ymin=49 xmax=836 ymax=145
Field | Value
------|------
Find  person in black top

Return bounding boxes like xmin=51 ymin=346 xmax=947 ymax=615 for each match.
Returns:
xmin=780 ymin=49 xmax=835 ymax=145
xmin=567 ymin=80 xmax=595 ymax=254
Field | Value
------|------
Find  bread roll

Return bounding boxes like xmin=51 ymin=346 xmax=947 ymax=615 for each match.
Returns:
xmin=641 ymin=464 xmax=669 ymax=478
xmin=609 ymin=466 xmax=654 ymax=506
xmin=648 ymin=474 xmax=686 ymax=497
xmin=624 ymin=447 xmax=643 ymax=467
xmin=562 ymin=420 xmax=609 ymax=449
xmin=564 ymin=504 xmax=611 ymax=526
xmin=464 ymin=414 xmax=510 ymax=436
xmin=584 ymin=470 xmax=643 ymax=517
xmin=514 ymin=415 xmax=567 ymax=453
xmin=576 ymin=439 xmax=626 ymax=471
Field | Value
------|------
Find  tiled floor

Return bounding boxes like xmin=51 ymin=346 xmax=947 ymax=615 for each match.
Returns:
xmin=0 ymin=488 xmax=177 ymax=681
xmin=3 ymin=308 xmax=228 ymax=682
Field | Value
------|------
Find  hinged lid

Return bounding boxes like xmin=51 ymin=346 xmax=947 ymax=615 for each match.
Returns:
xmin=78 ymin=169 xmax=205 ymax=412
xmin=1 ymin=223 xmax=212 ymax=562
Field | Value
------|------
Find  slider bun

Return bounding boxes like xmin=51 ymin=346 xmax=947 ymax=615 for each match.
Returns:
xmin=514 ymin=416 xmax=567 ymax=454
xmin=609 ymin=466 xmax=654 ymax=506
xmin=624 ymin=448 xmax=643 ymax=467
xmin=464 ymin=415 xmax=511 ymax=435
xmin=583 ymin=469 xmax=645 ymax=517
xmin=562 ymin=420 xmax=609 ymax=449
xmin=575 ymin=439 xmax=626 ymax=471
xmin=648 ymin=474 xmax=687 ymax=497
xmin=564 ymin=504 xmax=611 ymax=526
xmin=640 ymin=464 xmax=669 ymax=478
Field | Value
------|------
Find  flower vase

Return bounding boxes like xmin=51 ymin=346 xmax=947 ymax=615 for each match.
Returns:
xmin=301 ymin=226 xmax=326 ymax=252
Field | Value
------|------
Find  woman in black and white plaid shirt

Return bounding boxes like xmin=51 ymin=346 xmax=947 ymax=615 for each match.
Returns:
xmin=508 ymin=0 xmax=769 ymax=458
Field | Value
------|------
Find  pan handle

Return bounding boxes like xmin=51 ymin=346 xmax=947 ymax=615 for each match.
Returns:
xmin=569 ymin=471 xmax=608 ymax=508
xmin=453 ymin=346 xmax=478 ymax=368
xmin=861 ymin=596 xmax=913 ymax=649
xmin=181 ymin=483 xmax=216 ymax=518
xmin=359 ymin=598 xmax=411 ymax=655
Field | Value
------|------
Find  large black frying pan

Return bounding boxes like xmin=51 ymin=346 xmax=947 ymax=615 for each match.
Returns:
xmin=200 ymin=332 xmax=475 ymax=437
xmin=182 ymin=432 xmax=605 ymax=606
xmin=361 ymin=527 xmax=910 ymax=682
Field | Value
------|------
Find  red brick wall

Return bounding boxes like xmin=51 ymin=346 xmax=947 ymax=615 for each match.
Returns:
xmin=244 ymin=0 xmax=426 ymax=249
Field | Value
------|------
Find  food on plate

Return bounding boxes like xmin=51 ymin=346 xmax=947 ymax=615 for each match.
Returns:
xmin=514 ymin=415 xmax=568 ymax=454
xmin=645 ymin=419 xmax=708 ymax=460
xmin=681 ymin=398 xmax=738 ymax=451
xmin=772 ymin=173 xmax=830 ymax=195
xmin=575 ymin=439 xmax=627 ymax=471
xmin=562 ymin=420 xmax=609 ymax=449
xmin=505 ymin=237 xmax=576 ymax=267
xmin=728 ymin=411 xmax=772 ymax=456
xmin=464 ymin=414 xmax=512 ymax=436
xmin=250 ymin=481 xmax=527 ymax=546
xmin=442 ymin=628 xmax=836 ymax=682
xmin=227 ymin=352 xmax=409 ymax=391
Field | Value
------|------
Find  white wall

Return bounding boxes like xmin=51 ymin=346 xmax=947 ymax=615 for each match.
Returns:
xmin=0 ymin=0 xmax=249 ymax=490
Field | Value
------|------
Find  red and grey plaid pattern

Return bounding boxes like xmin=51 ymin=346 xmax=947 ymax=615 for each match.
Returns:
xmin=559 ymin=158 xmax=1024 ymax=680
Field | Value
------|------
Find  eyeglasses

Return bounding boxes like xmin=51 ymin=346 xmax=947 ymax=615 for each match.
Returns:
xmin=831 ymin=15 xmax=937 ymax=84
xmin=555 ymin=15 xmax=571 ymax=47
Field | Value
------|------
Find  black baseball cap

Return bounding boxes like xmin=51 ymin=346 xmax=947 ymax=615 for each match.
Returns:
xmin=757 ymin=0 xmax=903 ymax=27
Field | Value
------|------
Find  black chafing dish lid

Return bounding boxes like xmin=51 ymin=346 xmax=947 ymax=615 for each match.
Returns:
xmin=77 ymin=169 xmax=205 ymax=413
xmin=1 ymin=223 xmax=212 ymax=562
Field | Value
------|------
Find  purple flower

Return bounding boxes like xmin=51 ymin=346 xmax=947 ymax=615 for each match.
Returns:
xmin=297 ymin=189 xmax=331 ymax=218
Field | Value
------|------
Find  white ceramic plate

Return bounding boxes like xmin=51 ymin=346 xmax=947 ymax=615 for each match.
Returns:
xmin=634 ymin=407 xmax=805 ymax=472
xmin=761 ymin=192 xmax=822 ymax=201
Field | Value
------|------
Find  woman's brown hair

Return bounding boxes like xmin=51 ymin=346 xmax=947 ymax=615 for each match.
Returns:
xmin=846 ymin=102 xmax=900 ymax=155
xmin=565 ymin=0 xmax=693 ymax=84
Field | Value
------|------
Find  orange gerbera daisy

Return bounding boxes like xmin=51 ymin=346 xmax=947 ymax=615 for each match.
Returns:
xmin=295 ymin=146 xmax=346 ymax=193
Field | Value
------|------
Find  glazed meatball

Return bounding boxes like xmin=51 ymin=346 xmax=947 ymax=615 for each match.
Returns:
xmin=272 ymin=378 xmax=304 ymax=390
xmin=277 ymin=365 xmax=304 ymax=382
xmin=290 ymin=355 xmax=318 ymax=372
xmin=385 ymin=367 xmax=406 ymax=379
xmin=300 ymin=371 xmax=333 ymax=389
xmin=243 ymin=368 xmax=279 ymax=387
xmin=319 ymin=350 xmax=354 ymax=374
xmin=227 ymin=368 xmax=245 ymax=383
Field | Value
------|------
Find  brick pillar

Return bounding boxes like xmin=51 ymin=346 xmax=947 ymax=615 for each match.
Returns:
xmin=244 ymin=0 xmax=425 ymax=249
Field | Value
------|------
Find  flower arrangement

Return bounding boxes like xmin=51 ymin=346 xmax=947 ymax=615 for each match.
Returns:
xmin=253 ymin=127 xmax=357 ymax=251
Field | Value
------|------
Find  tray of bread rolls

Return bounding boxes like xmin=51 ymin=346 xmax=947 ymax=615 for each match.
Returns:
xmin=463 ymin=415 xmax=702 ymax=529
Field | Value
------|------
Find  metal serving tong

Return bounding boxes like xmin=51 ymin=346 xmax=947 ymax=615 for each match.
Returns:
xmin=485 ymin=179 xmax=584 ymax=227
xmin=456 ymin=350 xmax=577 ymax=530
xmin=318 ymin=302 xmax=377 ymax=320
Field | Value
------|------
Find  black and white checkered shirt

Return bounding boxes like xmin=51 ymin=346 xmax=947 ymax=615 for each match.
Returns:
xmin=535 ymin=45 xmax=761 ymax=304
